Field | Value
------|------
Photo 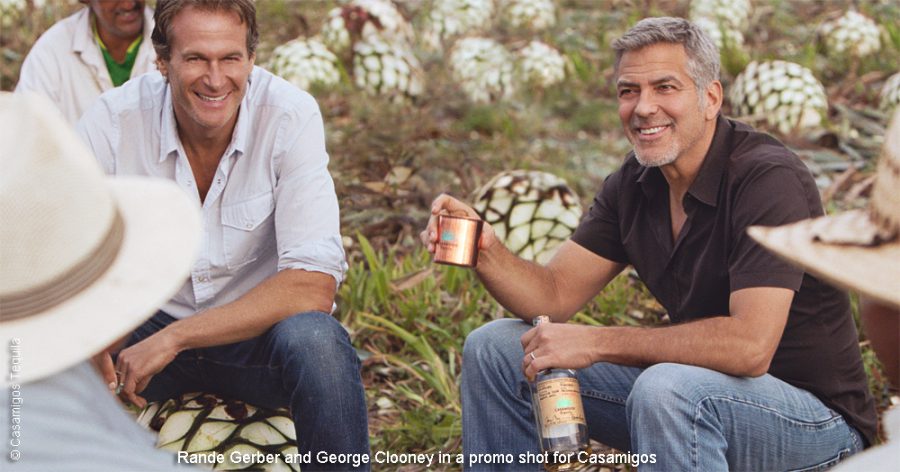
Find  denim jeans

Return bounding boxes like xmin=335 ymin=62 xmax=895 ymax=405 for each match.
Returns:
xmin=127 ymin=310 xmax=370 ymax=471
xmin=462 ymin=319 xmax=863 ymax=471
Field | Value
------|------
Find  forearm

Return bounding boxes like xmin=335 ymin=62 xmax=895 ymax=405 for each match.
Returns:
xmin=163 ymin=269 xmax=336 ymax=351
xmin=475 ymin=243 xmax=565 ymax=322
xmin=593 ymin=316 xmax=777 ymax=377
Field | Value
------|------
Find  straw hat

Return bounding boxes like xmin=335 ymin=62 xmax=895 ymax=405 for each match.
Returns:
xmin=748 ymin=109 xmax=900 ymax=307
xmin=0 ymin=92 xmax=200 ymax=386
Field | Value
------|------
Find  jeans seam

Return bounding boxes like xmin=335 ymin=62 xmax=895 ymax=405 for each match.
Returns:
xmin=698 ymin=395 xmax=844 ymax=429
xmin=581 ymin=389 xmax=628 ymax=405
xmin=195 ymin=354 xmax=282 ymax=371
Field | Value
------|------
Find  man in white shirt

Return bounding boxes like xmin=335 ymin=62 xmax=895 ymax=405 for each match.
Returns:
xmin=76 ymin=1 xmax=369 ymax=469
xmin=16 ymin=1 xmax=156 ymax=124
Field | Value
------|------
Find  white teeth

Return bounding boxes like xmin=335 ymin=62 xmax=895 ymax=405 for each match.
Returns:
xmin=197 ymin=93 xmax=227 ymax=102
xmin=639 ymin=126 xmax=666 ymax=135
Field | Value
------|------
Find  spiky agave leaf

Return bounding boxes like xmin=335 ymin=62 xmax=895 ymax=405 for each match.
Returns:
xmin=449 ymin=37 xmax=516 ymax=103
xmin=730 ymin=60 xmax=828 ymax=134
xmin=139 ymin=393 xmax=298 ymax=472
xmin=516 ymin=40 xmax=567 ymax=89
xmin=818 ymin=9 xmax=881 ymax=61
xmin=473 ymin=170 xmax=582 ymax=264
xmin=268 ymin=37 xmax=342 ymax=91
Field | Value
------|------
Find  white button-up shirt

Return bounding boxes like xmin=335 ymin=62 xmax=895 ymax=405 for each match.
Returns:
xmin=15 ymin=7 xmax=157 ymax=125
xmin=77 ymin=67 xmax=348 ymax=319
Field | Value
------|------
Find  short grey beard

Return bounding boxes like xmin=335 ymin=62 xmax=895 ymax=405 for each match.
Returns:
xmin=634 ymin=147 xmax=679 ymax=168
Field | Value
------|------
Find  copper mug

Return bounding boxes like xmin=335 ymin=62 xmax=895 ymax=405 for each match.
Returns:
xmin=434 ymin=215 xmax=483 ymax=267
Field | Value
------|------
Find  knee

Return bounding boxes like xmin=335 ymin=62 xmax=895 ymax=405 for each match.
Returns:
xmin=269 ymin=311 xmax=355 ymax=366
xmin=463 ymin=319 xmax=528 ymax=368
xmin=627 ymin=363 xmax=713 ymax=413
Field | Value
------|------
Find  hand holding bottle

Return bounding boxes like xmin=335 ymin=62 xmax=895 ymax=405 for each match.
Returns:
xmin=521 ymin=321 xmax=600 ymax=382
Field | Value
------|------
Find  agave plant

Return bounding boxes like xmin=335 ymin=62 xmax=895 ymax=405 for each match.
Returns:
xmin=320 ymin=0 xmax=414 ymax=55
xmin=0 ymin=0 xmax=43 ymax=28
xmin=448 ymin=37 xmax=516 ymax=103
xmin=352 ymin=36 xmax=425 ymax=101
xmin=421 ymin=0 xmax=495 ymax=52
xmin=502 ymin=0 xmax=556 ymax=32
xmin=267 ymin=37 xmax=342 ymax=91
xmin=730 ymin=60 xmax=828 ymax=134
xmin=818 ymin=9 xmax=881 ymax=61
xmin=881 ymin=72 xmax=900 ymax=114
xmin=689 ymin=0 xmax=751 ymax=32
xmin=516 ymin=40 xmax=567 ymax=89
xmin=692 ymin=16 xmax=744 ymax=51
xmin=472 ymin=170 xmax=582 ymax=264
xmin=137 ymin=393 xmax=298 ymax=472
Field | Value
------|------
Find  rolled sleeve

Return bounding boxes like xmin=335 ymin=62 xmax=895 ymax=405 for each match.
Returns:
xmin=272 ymin=97 xmax=348 ymax=286
xmin=277 ymin=235 xmax=348 ymax=286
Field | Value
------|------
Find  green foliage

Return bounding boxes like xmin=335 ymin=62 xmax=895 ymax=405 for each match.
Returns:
xmin=456 ymin=104 xmax=519 ymax=138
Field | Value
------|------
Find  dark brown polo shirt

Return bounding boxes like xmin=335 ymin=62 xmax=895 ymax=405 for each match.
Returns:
xmin=571 ymin=115 xmax=877 ymax=446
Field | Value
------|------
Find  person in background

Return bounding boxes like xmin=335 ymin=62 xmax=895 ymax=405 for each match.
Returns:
xmin=750 ymin=107 xmax=900 ymax=471
xmin=15 ymin=0 xmax=156 ymax=124
xmin=0 ymin=91 xmax=199 ymax=470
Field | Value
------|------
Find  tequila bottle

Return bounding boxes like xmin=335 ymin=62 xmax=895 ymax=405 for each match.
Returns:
xmin=530 ymin=316 xmax=590 ymax=471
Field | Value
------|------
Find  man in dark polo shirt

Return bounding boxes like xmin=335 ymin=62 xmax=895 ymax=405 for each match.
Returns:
xmin=421 ymin=17 xmax=876 ymax=471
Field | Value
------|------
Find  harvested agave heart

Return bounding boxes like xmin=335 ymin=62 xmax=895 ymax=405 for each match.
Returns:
xmin=137 ymin=392 xmax=299 ymax=471
xmin=472 ymin=170 xmax=582 ymax=265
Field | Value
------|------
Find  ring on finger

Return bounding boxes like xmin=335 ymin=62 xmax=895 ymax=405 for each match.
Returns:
xmin=530 ymin=352 xmax=536 ymax=361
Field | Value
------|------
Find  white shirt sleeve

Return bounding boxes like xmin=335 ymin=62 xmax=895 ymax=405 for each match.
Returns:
xmin=15 ymin=36 xmax=63 ymax=105
xmin=75 ymin=97 xmax=118 ymax=175
xmin=272 ymin=99 xmax=348 ymax=286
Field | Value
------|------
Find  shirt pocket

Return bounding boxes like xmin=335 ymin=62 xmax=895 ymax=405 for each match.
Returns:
xmin=221 ymin=191 xmax=275 ymax=270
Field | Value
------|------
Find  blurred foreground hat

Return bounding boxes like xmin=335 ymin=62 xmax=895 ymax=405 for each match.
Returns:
xmin=0 ymin=92 xmax=200 ymax=385
xmin=748 ymin=109 xmax=900 ymax=307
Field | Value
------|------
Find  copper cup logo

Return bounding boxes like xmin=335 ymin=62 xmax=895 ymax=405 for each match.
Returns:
xmin=434 ymin=215 xmax=483 ymax=267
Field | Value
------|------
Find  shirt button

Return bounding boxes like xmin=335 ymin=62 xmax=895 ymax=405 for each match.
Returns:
xmin=245 ymin=223 xmax=253 ymax=229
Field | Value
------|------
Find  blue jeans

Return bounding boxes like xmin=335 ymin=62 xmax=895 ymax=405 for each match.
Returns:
xmin=127 ymin=311 xmax=370 ymax=471
xmin=462 ymin=319 xmax=863 ymax=471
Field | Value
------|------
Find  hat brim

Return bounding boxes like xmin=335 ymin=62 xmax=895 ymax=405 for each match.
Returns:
xmin=1 ymin=177 xmax=199 ymax=386
xmin=748 ymin=219 xmax=900 ymax=308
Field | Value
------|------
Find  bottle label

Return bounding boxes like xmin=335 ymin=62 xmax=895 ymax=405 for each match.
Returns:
xmin=536 ymin=377 xmax=586 ymax=429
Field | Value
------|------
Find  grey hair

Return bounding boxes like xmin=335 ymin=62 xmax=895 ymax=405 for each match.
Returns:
xmin=611 ymin=17 xmax=720 ymax=92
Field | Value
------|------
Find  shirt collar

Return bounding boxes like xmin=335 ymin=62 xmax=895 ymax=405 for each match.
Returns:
xmin=72 ymin=9 xmax=94 ymax=55
xmin=686 ymin=115 xmax=732 ymax=208
xmin=159 ymin=85 xmax=180 ymax=163
xmin=635 ymin=114 xmax=732 ymax=207
xmin=157 ymin=70 xmax=256 ymax=163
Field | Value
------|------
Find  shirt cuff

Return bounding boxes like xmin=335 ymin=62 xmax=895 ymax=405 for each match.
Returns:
xmin=278 ymin=235 xmax=348 ymax=286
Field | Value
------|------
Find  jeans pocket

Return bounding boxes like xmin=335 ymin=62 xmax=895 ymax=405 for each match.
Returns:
xmin=786 ymin=448 xmax=850 ymax=472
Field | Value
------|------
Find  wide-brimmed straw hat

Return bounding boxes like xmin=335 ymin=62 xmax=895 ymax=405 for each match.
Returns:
xmin=0 ymin=92 xmax=200 ymax=386
xmin=748 ymin=109 xmax=900 ymax=308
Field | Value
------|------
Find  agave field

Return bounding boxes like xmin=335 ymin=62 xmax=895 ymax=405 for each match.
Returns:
xmin=2 ymin=0 xmax=899 ymax=470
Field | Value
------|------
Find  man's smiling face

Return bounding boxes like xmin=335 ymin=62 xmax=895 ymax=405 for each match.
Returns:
xmin=616 ymin=43 xmax=714 ymax=168
xmin=158 ymin=6 xmax=255 ymax=139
